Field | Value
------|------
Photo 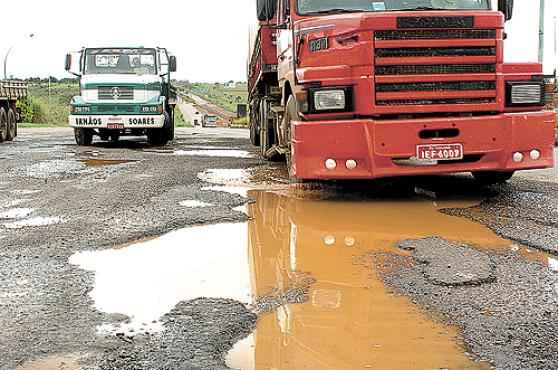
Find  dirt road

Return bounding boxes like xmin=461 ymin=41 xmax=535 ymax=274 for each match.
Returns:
xmin=1 ymin=128 xmax=558 ymax=370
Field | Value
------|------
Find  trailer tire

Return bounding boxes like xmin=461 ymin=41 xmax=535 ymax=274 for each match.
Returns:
xmin=472 ymin=171 xmax=515 ymax=185
xmin=6 ymin=109 xmax=16 ymax=141
xmin=75 ymin=128 xmax=93 ymax=146
xmin=0 ymin=108 xmax=7 ymax=143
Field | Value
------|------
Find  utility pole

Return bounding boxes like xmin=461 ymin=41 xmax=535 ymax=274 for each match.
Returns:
xmin=539 ymin=0 xmax=545 ymax=64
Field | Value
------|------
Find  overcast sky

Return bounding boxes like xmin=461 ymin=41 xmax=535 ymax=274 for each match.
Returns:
xmin=0 ymin=0 xmax=555 ymax=81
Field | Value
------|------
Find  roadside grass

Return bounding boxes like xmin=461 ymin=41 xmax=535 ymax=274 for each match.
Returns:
xmin=18 ymin=122 xmax=65 ymax=128
xmin=24 ymin=83 xmax=79 ymax=126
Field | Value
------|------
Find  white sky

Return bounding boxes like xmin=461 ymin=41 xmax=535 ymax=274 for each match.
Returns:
xmin=1 ymin=0 xmax=556 ymax=81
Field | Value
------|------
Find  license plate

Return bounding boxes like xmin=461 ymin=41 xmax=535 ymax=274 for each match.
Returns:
xmin=107 ymin=123 xmax=124 ymax=129
xmin=416 ymin=143 xmax=464 ymax=161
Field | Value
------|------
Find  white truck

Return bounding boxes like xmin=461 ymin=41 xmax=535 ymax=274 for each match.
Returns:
xmin=65 ymin=47 xmax=177 ymax=146
xmin=0 ymin=80 xmax=27 ymax=143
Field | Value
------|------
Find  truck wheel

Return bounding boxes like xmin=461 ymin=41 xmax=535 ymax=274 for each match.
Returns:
xmin=166 ymin=111 xmax=174 ymax=142
xmin=110 ymin=133 xmax=120 ymax=142
xmin=283 ymin=95 xmax=300 ymax=180
xmin=472 ymin=171 xmax=515 ymax=185
xmin=75 ymin=128 xmax=93 ymax=146
xmin=6 ymin=109 xmax=16 ymax=141
xmin=147 ymin=129 xmax=168 ymax=146
xmin=249 ymin=102 xmax=260 ymax=146
xmin=0 ymin=108 xmax=7 ymax=143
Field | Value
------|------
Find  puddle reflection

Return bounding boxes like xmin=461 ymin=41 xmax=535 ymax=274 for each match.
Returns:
xmin=229 ymin=190 xmax=501 ymax=370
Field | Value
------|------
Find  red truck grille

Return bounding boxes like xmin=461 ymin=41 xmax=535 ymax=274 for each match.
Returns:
xmin=374 ymin=29 xmax=499 ymax=112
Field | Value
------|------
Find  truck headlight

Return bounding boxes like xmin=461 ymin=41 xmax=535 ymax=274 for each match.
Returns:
xmin=506 ymin=81 xmax=544 ymax=106
xmin=310 ymin=87 xmax=352 ymax=112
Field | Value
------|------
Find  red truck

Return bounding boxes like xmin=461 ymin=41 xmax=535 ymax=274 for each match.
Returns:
xmin=248 ymin=0 xmax=555 ymax=184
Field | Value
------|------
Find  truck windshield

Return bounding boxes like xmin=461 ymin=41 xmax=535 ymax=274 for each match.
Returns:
xmin=298 ymin=0 xmax=490 ymax=15
xmin=84 ymin=48 xmax=158 ymax=75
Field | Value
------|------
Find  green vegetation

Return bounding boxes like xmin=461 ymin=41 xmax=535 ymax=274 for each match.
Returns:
xmin=178 ymin=81 xmax=248 ymax=114
xmin=19 ymin=82 xmax=79 ymax=126
xmin=174 ymin=107 xmax=192 ymax=127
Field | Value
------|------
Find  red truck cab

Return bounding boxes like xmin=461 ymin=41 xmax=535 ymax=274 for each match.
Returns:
xmin=248 ymin=0 xmax=555 ymax=184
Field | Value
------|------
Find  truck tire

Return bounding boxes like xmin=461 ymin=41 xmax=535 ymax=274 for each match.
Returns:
xmin=6 ymin=109 xmax=16 ymax=141
xmin=472 ymin=171 xmax=515 ymax=185
xmin=166 ymin=111 xmax=175 ymax=142
xmin=110 ymin=133 xmax=120 ymax=142
xmin=147 ymin=129 xmax=168 ymax=146
xmin=283 ymin=95 xmax=300 ymax=179
xmin=0 ymin=108 xmax=7 ymax=143
xmin=75 ymin=128 xmax=93 ymax=146
xmin=249 ymin=102 xmax=260 ymax=146
xmin=148 ymin=113 xmax=171 ymax=146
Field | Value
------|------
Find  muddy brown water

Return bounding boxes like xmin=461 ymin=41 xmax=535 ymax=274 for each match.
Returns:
xmin=224 ymin=190 xmax=508 ymax=370
xmin=69 ymin=184 xmax=554 ymax=369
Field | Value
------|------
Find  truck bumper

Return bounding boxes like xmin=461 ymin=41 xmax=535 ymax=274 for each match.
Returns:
xmin=69 ymin=114 xmax=165 ymax=129
xmin=291 ymin=112 xmax=556 ymax=180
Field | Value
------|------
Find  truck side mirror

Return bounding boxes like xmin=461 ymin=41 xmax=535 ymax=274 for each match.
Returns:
xmin=65 ymin=54 xmax=72 ymax=71
xmin=169 ymin=56 xmax=177 ymax=73
xmin=498 ymin=0 xmax=514 ymax=21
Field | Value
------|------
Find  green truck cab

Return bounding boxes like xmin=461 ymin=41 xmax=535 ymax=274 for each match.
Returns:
xmin=65 ymin=47 xmax=177 ymax=146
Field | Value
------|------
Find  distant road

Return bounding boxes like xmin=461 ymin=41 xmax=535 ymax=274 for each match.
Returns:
xmin=185 ymin=93 xmax=236 ymax=121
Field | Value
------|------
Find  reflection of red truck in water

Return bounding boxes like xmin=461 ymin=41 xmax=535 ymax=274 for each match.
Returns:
xmin=248 ymin=0 xmax=555 ymax=184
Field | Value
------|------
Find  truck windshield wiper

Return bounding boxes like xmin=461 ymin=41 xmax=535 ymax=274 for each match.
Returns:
xmin=305 ymin=8 xmax=370 ymax=15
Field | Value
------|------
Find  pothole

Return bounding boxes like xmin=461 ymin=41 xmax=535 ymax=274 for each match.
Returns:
xmin=69 ymin=223 xmax=251 ymax=336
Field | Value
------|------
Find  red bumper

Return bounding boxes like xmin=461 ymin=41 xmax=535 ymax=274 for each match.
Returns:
xmin=291 ymin=112 xmax=556 ymax=180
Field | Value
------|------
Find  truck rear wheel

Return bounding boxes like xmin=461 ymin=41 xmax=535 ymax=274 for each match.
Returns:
xmin=75 ymin=128 xmax=93 ymax=146
xmin=249 ymin=102 xmax=260 ymax=146
xmin=472 ymin=171 xmax=515 ymax=185
xmin=0 ymin=108 xmax=7 ymax=143
xmin=6 ymin=109 xmax=17 ymax=141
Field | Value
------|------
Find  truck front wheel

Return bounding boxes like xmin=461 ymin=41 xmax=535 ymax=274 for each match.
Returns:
xmin=148 ymin=112 xmax=172 ymax=146
xmin=6 ymin=109 xmax=16 ymax=141
xmin=75 ymin=128 xmax=93 ymax=146
xmin=472 ymin=171 xmax=515 ymax=185
xmin=283 ymin=95 xmax=300 ymax=180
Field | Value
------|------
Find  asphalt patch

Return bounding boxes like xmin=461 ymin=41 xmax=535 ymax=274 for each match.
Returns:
xmin=398 ymin=237 xmax=496 ymax=286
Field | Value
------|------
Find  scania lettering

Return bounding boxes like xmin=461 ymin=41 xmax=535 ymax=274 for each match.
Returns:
xmin=248 ymin=0 xmax=556 ymax=185
xmin=65 ymin=47 xmax=178 ymax=146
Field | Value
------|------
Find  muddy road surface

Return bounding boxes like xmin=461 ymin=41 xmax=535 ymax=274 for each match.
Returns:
xmin=1 ymin=127 xmax=558 ymax=370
